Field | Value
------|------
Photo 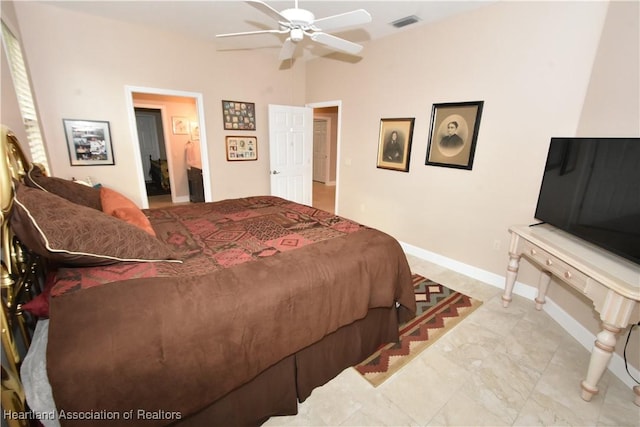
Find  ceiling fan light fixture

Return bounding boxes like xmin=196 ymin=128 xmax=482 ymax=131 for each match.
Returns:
xmin=290 ymin=28 xmax=304 ymax=42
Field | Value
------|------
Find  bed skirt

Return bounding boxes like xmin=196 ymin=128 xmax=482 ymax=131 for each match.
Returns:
xmin=177 ymin=307 xmax=399 ymax=426
xmin=23 ymin=298 xmax=400 ymax=427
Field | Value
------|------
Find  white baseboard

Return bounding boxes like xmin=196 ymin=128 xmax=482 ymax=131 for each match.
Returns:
xmin=173 ymin=195 xmax=190 ymax=203
xmin=400 ymin=241 xmax=640 ymax=390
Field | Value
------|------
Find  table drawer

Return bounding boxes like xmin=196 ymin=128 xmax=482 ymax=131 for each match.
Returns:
xmin=520 ymin=240 xmax=589 ymax=292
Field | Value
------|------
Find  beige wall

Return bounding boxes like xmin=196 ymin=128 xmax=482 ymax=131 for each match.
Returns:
xmin=578 ymin=1 xmax=640 ymax=136
xmin=556 ymin=0 xmax=640 ymax=362
xmin=305 ymin=0 xmax=639 ymax=364
xmin=8 ymin=0 xmax=306 ymax=204
xmin=2 ymin=1 xmax=638 ymax=369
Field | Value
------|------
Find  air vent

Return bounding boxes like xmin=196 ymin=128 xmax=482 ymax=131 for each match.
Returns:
xmin=390 ymin=15 xmax=421 ymax=28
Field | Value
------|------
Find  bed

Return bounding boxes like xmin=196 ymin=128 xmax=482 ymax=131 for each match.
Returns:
xmin=1 ymin=126 xmax=416 ymax=426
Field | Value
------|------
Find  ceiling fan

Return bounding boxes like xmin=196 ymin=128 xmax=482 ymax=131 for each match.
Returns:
xmin=216 ymin=0 xmax=372 ymax=60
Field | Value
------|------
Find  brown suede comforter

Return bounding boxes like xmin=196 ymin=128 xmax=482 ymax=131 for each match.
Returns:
xmin=46 ymin=196 xmax=415 ymax=426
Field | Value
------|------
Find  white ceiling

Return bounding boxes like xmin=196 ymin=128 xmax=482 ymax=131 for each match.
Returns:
xmin=42 ymin=1 xmax=497 ymax=59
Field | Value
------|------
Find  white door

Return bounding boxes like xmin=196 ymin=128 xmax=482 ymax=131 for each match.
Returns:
xmin=268 ymin=104 xmax=313 ymax=205
xmin=313 ymin=118 xmax=329 ymax=183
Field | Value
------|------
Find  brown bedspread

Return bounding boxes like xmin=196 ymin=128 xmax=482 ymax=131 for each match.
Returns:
xmin=46 ymin=197 xmax=415 ymax=426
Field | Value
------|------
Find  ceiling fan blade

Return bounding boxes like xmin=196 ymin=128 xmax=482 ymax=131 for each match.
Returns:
xmin=247 ymin=0 xmax=291 ymax=24
xmin=216 ymin=29 xmax=287 ymax=38
xmin=279 ymin=38 xmax=297 ymax=60
xmin=312 ymin=9 xmax=372 ymax=32
xmin=309 ymin=32 xmax=364 ymax=55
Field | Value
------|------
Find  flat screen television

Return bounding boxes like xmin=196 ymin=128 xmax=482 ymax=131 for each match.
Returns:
xmin=534 ymin=137 xmax=640 ymax=265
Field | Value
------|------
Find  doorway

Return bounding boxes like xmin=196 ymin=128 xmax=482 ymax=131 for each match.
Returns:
xmin=135 ymin=107 xmax=171 ymax=198
xmin=267 ymin=102 xmax=339 ymax=214
xmin=309 ymin=102 xmax=340 ymax=214
xmin=313 ymin=117 xmax=330 ymax=183
xmin=125 ymin=86 xmax=211 ymax=209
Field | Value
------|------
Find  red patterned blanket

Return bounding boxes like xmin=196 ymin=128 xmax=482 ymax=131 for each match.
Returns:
xmin=51 ymin=196 xmax=364 ymax=297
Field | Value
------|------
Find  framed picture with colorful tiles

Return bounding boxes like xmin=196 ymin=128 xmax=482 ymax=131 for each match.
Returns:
xmin=222 ymin=100 xmax=256 ymax=130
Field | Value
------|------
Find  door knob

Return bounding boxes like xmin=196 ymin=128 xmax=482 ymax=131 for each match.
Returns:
xmin=271 ymin=170 xmax=280 ymax=175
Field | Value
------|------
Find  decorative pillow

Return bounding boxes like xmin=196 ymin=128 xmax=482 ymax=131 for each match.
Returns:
xmin=25 ymin=165 xmax=102 ymax=211
xmin=100 ymin=187 xmax=156 ymax=236
xmin=11 ymin=183 xmax=180 ymax=267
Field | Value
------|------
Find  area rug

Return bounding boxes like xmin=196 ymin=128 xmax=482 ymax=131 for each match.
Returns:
xmin=354 ymin=273 xmax=483 ymax=387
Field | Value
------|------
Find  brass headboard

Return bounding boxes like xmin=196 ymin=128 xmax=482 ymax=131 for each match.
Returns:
xmin=1 ymin=125 xmax=45 ymax=426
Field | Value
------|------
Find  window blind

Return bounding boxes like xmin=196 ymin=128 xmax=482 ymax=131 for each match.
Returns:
xmin=1 ymin=20 xmax=49 ymax=172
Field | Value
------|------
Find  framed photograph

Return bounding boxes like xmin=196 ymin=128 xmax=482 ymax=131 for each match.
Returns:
xmin=222 ymin=100 xmax=256 ymax=130
xmin=225 ymin=136 xmax=257 ymax=161
xmin=425 ymin=101 xmax=484 ymax=170
xmin=376 ymin=118 xmax=415 ymax=172
xmin=172 ymin=117 xmax=189 ymax=135
xmin=190 ymin=121 xmax=200 ymax=141
xmin=63 ymin=119 xmax=114 ymax=166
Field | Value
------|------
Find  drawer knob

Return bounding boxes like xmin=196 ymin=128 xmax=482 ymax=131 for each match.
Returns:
xmin=546 ymin=259 xmax=553 ymax=266
xmin=564 ymin=271 xmax=572 ymax=279
xmin=530 ymin=249 xmax=537 ymax=256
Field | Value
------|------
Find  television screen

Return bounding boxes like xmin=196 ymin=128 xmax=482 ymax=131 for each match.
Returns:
xmin=534 ymin=137 xmax=640 ymax=265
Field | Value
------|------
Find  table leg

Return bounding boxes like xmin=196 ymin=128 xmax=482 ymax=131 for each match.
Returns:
xmin=502 ymin=252 xmax=521 ymax=308
xmin=581 ymin=289 xmax=637 ymax=402
xmin=535 ymin=271 xmax=551 ymax=311
xmin=580 ymin=323 xmax=620 ymax=401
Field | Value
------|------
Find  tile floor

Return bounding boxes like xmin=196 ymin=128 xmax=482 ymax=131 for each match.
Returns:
xmin=146 ymin=185 xmax=638 ymax=426
xmin=263 ymin=254 xmax=640 ymax=426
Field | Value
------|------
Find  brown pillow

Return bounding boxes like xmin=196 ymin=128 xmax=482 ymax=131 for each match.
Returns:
xmin=25 ymin=164 xmax=102 ymax=210
xmin=11 ymin=182 xmax=180 ymax=266
xmin=100 ymin=187 xmax=156 ymax=236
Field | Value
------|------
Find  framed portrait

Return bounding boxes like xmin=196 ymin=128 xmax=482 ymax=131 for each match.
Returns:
xmin=63 ymin=119 xmax=114 ymax=166
xmin=222 ymin=100 xmax=256 ymax=130
xmin=172 ymin=117 xmax=189 ymax=135
xmin=225 ymin=136 xmax=258 ymax=161
xmin=425 ymin=101 xmax=484 ymax=170
xmin=376 ymin=118 xmax=415 ymax=172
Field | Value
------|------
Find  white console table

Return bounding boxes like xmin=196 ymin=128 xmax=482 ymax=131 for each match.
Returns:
xmin=501 ymin=224 xmax=640 ymax=404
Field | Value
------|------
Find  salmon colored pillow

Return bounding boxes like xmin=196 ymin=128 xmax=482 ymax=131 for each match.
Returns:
xmin=100 ymin=187 xmax=156 ymax=236
xmin=111 ymin=207 xmax=156 ymax=236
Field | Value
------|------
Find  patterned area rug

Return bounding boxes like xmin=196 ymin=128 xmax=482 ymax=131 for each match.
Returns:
xmin=354 ymin=274 xmax=483 ymax=387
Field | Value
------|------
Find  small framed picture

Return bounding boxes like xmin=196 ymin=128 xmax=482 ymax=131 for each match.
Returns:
xmin=222 ymin=100 xmax=256 ymax=130
xmin=190 ymin=122 xmax=200 ymax=141
xmin=225 ymin=136 xmax=257 ymax=161
xmin=172 ymin=117 xmax=189 ymax=135
xmin=425 ymin=101 xmax=484 ymax=170
xmin=376 ymin=118 xmax=415 ymax=172
xmin=63 ymin=119 xmax=114 ymax=166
